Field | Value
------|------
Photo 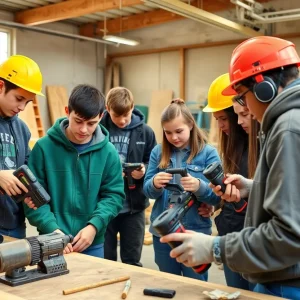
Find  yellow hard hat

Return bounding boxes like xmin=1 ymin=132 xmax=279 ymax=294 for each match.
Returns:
xmin=203 ymin=73 xmax=233 ymax=112
xmin=0 ymin=55 xmax=44 ymax=96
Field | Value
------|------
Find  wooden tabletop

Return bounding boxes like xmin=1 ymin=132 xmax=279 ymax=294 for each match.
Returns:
xmin=0 ymin=252 xmax=285 ymax=300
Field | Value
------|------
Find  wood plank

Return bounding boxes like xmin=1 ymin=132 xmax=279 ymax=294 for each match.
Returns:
xmin=147 ymin=90 xmax=173 ymax=144
xmin=105 ymin=63 xmax=113 ymax=96
xmin=18 ymin=102 xmax=39 ymax=139
xmin=46 ymin=86 xmax=68 ymax=125
xmin=32 ymin=97 xmax=45 ymax=137
xmin=113 ymin=62 xmax=120 ymax=88
xmin=208 ymin=115 xmax=219 ymax=147
xmin=179 ymin=48 xmax=185 ymax=100
xmin=15 ymin=0 xmax=142 ymax=26
xmin=80 ymin=9 xmax=183 ymax=37
xmin=0 ymin=253 xmax=285 ymax=299
xmin=0 ymin=291 xmax=25 ymax=300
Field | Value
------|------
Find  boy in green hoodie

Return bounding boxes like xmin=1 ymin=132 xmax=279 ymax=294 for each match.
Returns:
xmin=24 ymin=84 xmax=124 ymax=257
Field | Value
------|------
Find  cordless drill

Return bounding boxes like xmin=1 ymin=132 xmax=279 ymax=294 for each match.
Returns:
xmin=203 ymin=161 xmax=247 ymax=212
xmin=0 ymin=165 xmax=50 ymax=208
xmin=122 ymin=163 xmax=142 ymax=190
xmin=152 ymin=168 xmax=211 ymax=274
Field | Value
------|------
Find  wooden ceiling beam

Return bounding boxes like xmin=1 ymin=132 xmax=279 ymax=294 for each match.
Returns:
xmin=79 ymin=0 xmax=234 ymax=37
xmin=79 ymin=9 xmax=184 ymax=37
xmin=15 ymin=0 xmax=143 ymax=26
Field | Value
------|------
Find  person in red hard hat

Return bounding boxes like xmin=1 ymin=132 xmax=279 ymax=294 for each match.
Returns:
xmin=159 ymin=36 xmax=300 ymax=298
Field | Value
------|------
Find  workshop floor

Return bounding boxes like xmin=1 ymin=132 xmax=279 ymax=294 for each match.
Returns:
xmin=25 ymin=220 xmax=226 ymax=286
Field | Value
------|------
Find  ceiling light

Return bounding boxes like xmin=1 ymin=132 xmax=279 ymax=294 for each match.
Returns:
xmin=103 ymin=35 xmax=140 ymax=46
xmin=144 ymin=0 xmax=262 ymax=37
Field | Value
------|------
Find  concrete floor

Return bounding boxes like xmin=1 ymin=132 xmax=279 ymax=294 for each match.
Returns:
xmin=26 ymin=221 xmax=226 ymax=286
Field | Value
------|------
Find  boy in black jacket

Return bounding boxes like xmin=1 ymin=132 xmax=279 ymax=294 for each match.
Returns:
xmin=101 ymin=87 xmax=156 ymax=266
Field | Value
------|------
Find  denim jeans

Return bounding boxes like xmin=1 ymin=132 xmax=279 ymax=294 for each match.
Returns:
xmin=0 ymin=223 xmax=26 ymax=239
xmin=81 ymin=243 xmax=104 ymax=258
xmin=223 ymin=264 xmax=255 ymax=291
xmin=153 ymin=236 xmax=208 ymax=281
xmin=254 ymin=283 xmax=300 ymax=299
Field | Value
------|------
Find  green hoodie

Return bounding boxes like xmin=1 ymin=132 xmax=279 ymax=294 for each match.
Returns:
xmin=24 ymin=118 xmax=124 ymax=246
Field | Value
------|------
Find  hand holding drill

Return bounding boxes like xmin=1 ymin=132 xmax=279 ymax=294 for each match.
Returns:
xmin=0 ymin=165 xmax=50 ymax=208
xmin=203 ymin=162 xmax=249 ymax=212
xmin=122 ymin=163 xmax=144 ymax=189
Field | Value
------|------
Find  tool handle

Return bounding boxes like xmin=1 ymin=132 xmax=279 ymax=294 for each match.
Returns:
xmin=168 ymin=224 xmax=211 ymax=275
xmin=165 ymin=167 xmax=188 ymax=177
xmin=127 ymin=175 xmax=136 ymax=190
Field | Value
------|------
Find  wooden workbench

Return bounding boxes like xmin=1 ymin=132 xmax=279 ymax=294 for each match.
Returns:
xmin=0 ymin=252 xmax=284 ymax=300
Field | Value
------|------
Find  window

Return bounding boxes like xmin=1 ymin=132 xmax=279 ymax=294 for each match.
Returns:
xmin=0 ymin=28 xmax=13 ymax=63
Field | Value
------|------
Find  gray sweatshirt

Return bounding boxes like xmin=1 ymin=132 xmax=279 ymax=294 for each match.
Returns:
xmin=220 ymin=79 xmax=300 ymax=286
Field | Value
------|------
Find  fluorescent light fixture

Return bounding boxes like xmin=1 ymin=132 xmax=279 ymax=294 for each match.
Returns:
xmin=143 ymin=0 xmax=262 ymax=37
xmin=103 ymin=35 xmax=140 ymax=46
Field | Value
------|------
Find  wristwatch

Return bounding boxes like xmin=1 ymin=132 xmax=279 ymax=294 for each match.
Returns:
xmin=212 ymin=237 xmax=223 ymax=265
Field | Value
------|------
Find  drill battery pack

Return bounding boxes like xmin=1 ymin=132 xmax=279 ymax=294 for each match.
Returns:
xmin=0 ymin=165 xmax=50 ymax=208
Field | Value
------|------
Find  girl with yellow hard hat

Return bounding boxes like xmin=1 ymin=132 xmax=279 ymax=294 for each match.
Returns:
xmin=203 ymin=73 xmax=257 ymax=291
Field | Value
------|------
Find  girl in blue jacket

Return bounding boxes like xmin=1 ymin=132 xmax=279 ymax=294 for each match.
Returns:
xmin=143 ymin=99 xmax=220 ymax=281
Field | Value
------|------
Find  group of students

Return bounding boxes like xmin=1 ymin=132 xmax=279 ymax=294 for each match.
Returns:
xmin=0 ymin=34 xmax=300 ymax=299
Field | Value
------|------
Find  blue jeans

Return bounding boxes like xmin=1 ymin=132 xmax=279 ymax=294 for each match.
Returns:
xmin=81 ymin=243 xmax=104 ymax=258
xmin=153 ymin=236 xmax=208 ymax=281
xmin=0 ymin=223 xmax=26 ymax=239
xmin=223 ymin=264 xmax=255 ymax=291
xmin=254 ymin=283 xmax=300 ymax=299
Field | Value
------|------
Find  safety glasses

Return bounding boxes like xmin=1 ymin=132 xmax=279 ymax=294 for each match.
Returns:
xmin=233 ymin=89 xmax=251 ymax=106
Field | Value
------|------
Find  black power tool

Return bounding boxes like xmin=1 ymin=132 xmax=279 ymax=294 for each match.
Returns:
xmin=0 ymin=165 xmax=50 ymax=208
xmin=203 ymin=161 xmax=247 ymax=212
xmin=122 ymin=162 xmax=142 ymax=190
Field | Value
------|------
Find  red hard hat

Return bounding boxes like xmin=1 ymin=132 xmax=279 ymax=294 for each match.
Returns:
xmin=222 ymin=36 xmax=300 ymax=95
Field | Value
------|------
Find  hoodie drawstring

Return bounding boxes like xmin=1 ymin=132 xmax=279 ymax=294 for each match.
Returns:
xmin=9 ymin=121 xmax=19 ymax=165
xmin=88 ymin=152 xmax=91 ymax=193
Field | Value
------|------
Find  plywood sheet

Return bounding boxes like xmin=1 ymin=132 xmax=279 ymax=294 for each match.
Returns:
xmin=147 ymin=90 xmax=173 ymax=144
xmin=113 ymin=62 xmax=120 ymax=87
xmin=105 ymin=63 xmax=113 ymax=95
xmin=18 ymin=102 xmax=39 ymax=139
xmin=208 ymin=116 xmax=219 ymax=147
xmin=46 ymin=86 xmax=68 ymax=125
xmin=0 ymin=253 xmax=283 ymax=300
xmin=0 ymin=291 xmax=25 ymax=300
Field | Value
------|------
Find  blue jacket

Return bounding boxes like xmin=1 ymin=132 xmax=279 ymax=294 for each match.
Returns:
xmin=143 ymin=144 xmax=221 ymax=236
xmin=0 ymin=116 xmax=31 ymax=230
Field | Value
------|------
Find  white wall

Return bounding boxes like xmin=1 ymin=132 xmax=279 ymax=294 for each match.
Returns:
xmin=114 ymin=51 xmax=179 ymax=105
xmin=0 ymin=10 xmax=106 ymax=130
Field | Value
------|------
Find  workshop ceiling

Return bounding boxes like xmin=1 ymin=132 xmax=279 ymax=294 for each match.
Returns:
xmin=0 ymin=0 xmax=272 ymax=38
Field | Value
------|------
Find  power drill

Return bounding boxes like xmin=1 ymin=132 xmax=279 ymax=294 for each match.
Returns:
xmin=0 ymin=165 xmax=50 ymax=208
xmin=122 ymin=162 xmax=142 ymax=190
xmin=203 ymin=161 xmax=247 ymax=212
xmin=0 ymin=232 xmax=73 ymax=286
xmin=152 ymin=167 xmax=211 ymax=274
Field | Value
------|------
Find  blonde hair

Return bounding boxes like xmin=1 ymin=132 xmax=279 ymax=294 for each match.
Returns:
xmin=106 ymin=87 xmax=134 ymax=115
xmin=159 ymin=99 xmax=207 ymax=169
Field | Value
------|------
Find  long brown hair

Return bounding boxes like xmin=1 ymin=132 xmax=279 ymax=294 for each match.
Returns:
xmin=218 ymin=107 xmax=248 ymax=174
xmin=159 ymin=99 xmax=207 ymax=169
xmin=248 ymin=119 xmax=260 ymax=178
